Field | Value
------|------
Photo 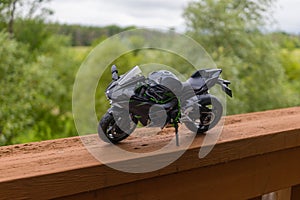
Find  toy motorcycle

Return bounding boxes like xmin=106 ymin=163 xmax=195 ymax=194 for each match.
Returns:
xmin=98 ymin=65 xmax=232 ymax=146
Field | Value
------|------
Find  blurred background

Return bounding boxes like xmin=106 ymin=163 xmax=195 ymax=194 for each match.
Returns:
xmin=0 ymin=0 xmax=299 ymax=146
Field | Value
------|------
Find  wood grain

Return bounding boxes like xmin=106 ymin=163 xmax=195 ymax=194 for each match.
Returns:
xmin=1 ymin=107 xmax=300 ymax=199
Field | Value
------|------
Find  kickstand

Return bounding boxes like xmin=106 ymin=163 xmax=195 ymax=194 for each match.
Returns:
xmin=175 ymin=122 xmax=179 ymax=146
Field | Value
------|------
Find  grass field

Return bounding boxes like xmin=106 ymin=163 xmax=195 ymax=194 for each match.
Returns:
xmin=71 ymin=46 xmax=92 ymax=62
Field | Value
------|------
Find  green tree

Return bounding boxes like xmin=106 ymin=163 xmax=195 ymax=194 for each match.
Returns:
xmin=0 ymin=0 xmax=82 ymax=146
xmin=0 ymin=31 xmax=79 ymax=145
xmin=184 ymin=0 xmax=295 ymax=114
xmin=0 ymin=0 xmax=52 ymax=37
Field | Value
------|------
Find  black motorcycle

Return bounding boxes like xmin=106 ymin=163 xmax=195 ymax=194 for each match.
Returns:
xmin=98 ymin=65 xmax=232 ymax=146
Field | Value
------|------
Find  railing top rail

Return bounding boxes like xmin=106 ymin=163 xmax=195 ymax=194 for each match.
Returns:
xmin=1 ymin=107 xmax=300 ymax=199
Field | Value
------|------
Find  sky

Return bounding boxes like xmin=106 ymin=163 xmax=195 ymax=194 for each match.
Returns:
xmin=47 ymin=0 xmax=300 ymax=34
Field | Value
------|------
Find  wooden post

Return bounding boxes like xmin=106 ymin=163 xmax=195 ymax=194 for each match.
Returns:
xmin=291 ymin=184 xmax=300 ymax=200
xmin=275 ymin=188 xmax=291 ymax=200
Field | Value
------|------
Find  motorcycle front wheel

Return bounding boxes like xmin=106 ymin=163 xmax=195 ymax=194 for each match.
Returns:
xmin=98 ymin=112 xmax=137 ymax=144
xmin=184 ymin=95 xmax=223 ymax=134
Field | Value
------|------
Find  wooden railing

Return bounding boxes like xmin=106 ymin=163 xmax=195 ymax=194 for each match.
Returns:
xmin=1 ymin=107 xmax=300 ymax=200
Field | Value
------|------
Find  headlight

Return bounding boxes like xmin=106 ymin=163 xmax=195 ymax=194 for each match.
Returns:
xmin=105 ymin=90 xmax=110 ymax=99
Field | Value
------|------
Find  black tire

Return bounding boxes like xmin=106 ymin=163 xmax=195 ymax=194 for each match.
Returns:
xmin=98 ymin=112 xmax=137 ymax=144
xmin=184 ymin=95 xmax=223 ymax=134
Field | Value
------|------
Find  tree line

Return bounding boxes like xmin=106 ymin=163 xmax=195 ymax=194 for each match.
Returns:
xmin=48 ymin=24 xmax=136 ymax=46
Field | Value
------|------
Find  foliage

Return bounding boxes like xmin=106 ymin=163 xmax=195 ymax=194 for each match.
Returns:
xmin=184 ymin=0 xmax=299 ymax=114
xmin=14 ymin=18 xmax=52 ymax=51
xmin=1 ymin=0 xmax=300 ymax=146
xmin=271 ymin=32 xmax=300 ymax=50
xmin=0 ymin=0 xmax=52 ymax=37
xmin=0 ymin=31 xmax=80 ymax=145
xmin=0 ymin=0 xmax=78 ymax=145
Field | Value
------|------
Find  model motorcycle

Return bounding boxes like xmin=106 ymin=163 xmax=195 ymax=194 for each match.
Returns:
xmin=98 ymin=65 xmax=232 ymax=146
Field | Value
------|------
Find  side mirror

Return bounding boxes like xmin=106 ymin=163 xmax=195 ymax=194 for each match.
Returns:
xmin=111 ymin=65 xmax=119 ymax=81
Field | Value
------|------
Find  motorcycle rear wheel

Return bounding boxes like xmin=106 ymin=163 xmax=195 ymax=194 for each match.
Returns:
xmin=98 ymin=112 xmax=137 ymax=143
xmin=184 ymin=95 xmax=223 ymax=134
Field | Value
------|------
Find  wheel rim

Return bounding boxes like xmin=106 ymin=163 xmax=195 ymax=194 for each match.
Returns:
xmin=188 ymin=103 xmax=218 ymax=129
xmin=200 ymin=111 xmax=216 ymax=126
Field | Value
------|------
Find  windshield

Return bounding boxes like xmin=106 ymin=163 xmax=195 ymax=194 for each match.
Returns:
xmin=118 ymin=66 xmax=142 ymax=85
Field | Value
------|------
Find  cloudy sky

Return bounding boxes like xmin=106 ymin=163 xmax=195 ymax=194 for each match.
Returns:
xmin=47 ymin=0 xmax=300 ymax=34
